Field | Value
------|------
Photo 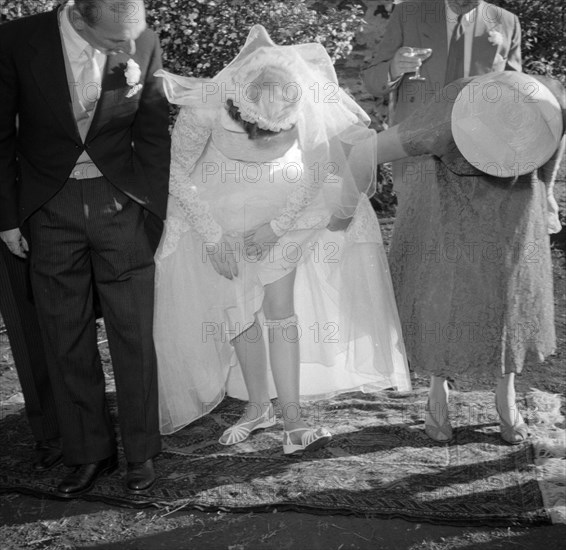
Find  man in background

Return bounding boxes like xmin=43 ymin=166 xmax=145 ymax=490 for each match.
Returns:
xmin=362 ymin=0 xmax=521 ymax=204
xmin=0 ymin=246 xmax=61 ymax=472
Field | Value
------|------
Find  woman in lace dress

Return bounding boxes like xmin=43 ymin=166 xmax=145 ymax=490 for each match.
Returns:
xmin=153 ymin=26 xmax=411 ymax=454
xmin=388 ymin=73 xmax=564 ymax=445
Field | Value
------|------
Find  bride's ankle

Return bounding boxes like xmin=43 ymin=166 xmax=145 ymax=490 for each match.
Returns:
xmin=283 ymin=420 xmax=308 ymax=437
xmin=242 ymin=401 xmax=272 ymax=422
xmin=285 ymin=428 xmax=314 ymax=445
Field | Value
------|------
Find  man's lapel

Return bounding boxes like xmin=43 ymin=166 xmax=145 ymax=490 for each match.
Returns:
xmin=29 ymin=9 xmax=80 ymax=142
xmin=86 ymin=54 xmax=126 ymax=141
xmin=419 ymin=0 xmax=449 ymax=87
xmin=87 ymin=52 xmax=138 ymax=141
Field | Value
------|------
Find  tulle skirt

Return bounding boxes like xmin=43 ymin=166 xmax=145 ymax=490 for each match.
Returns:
xmin=154 ymin=195 xmax=411 ymax=434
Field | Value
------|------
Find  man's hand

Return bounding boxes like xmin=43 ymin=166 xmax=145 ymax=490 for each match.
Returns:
xmin=244 ymin=223 xmax=279 ymax=261
xmin=390 ymin=47 xmax=423 ymax=80
xmin=0 ymin=228 xmax=29 ymax=258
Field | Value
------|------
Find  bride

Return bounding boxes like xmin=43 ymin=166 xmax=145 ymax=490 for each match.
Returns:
xmin=154 ymin=25 xmax=411 ymax=454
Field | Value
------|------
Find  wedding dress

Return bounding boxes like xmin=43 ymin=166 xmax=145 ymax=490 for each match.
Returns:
xmin=154 ymin=25 xmax=411 ymax=435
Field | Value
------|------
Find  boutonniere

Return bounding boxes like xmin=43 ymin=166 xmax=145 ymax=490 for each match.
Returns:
xmin=487 ymin=28 xmax=504 ymax=46
xmin=125 ymin=59 xmax=143 ymax=98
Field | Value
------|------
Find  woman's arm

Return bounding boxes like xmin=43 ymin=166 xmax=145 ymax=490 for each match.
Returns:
xmin=169 ymin=106 xmax=223 ymax=244
xmin=169 ymin=106 xmax=239 ymax=278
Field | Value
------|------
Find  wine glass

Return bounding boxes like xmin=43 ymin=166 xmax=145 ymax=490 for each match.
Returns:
xmin=406 ymin=48 xmax=432 ymax=81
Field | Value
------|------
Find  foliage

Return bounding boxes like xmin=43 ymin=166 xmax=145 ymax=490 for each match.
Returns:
xmin=1 ymin=0 xmax=364 ymax=77
xmin=0 ymin=0 xmax=60 ymax=21
xmin=370 ymin=163 xmax=395 ymax=217
xmin=492 ymin=0 xmax=566 ymax=82
xmin=4 ymin=1 xmax=563 ymax=83
xmin=147 ymin=0 xmax=363 ymax=77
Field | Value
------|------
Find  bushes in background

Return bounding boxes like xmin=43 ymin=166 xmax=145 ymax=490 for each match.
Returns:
xmin=3 ymin=1 xmax=564 ymax=89
xmin=493 ymin=0 xmax=566 ymax=82
xmin=146 ymin=0 xmax=363 ymax=77
xmin=1 ymin=0 xmax=363 ymax=77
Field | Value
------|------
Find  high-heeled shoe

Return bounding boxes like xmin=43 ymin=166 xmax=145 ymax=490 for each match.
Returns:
xmin=282 ymin=427 xmax=332 ymax=455
xmin=495 ymin=395 xmax=529 ymax=445
xmin=424 ymin=398 xmax=453 ymax=443
xmin=218 ymin=405 xmax=276 ymax=446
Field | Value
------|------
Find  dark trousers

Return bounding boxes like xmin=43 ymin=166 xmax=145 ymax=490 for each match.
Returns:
xmin=0 ymin=244 xmax=59 ymax=442
xmin=29 ymin=177 xmax=161 ymax=466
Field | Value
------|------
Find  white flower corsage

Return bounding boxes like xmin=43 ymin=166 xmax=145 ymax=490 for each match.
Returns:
xmin=487 ymin=28 xmax=504 ymax=46
xmin=125 ymin=59 xmax=143 ymax=98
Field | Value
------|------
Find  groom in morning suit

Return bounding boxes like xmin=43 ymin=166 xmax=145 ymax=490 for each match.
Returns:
xmin=362 ymin=0 xmax=521 ymax=203
xmin=0 ymin=0 xmax=170 ymax=496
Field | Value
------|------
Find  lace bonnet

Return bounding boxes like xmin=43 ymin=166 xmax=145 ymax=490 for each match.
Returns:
xmin=227 ymin=49 xmax=305 ymax=132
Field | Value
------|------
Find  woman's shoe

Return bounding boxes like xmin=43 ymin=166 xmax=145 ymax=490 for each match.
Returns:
xmin=495 ymin=396 xmax=529 ymax=445
xmin=424 ymin=399 xmax=453 ymax=443
xmin=282 ymin=427 xmax=332 ymax=455
xmin=218 ymin=405 xmax=276 ymax=446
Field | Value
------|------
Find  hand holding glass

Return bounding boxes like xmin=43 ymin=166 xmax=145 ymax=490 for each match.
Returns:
xmin=406 ymin=48 xmax=432 ymax=81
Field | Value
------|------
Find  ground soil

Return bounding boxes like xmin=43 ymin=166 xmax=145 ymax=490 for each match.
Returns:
xmin=1 ymin=55 xmax=565 ymax=550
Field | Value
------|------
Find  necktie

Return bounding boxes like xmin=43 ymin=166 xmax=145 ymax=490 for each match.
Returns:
xmin=79 ymin=46 xmax=101 ymax=114
xmin=444 ymin=14 xmax=465 ymax=85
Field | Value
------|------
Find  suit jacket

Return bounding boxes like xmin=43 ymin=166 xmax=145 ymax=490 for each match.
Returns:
xmin=363 ymin=0 xmax=522 ymax=124
xmin=0 ymin=8 xmax=171 ymax=231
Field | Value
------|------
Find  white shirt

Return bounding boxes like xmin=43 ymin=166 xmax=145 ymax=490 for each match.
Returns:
xmin=59 ymin=0 xmax=105 ymax=179
xmin=445 ymin=0 xmax=480 ymax=78
xmin=59 ymin=1 xmax=106 ymax=94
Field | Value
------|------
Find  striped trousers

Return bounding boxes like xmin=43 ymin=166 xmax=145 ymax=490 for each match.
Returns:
xmin=29 ymin=176 xmax=161 ymax=466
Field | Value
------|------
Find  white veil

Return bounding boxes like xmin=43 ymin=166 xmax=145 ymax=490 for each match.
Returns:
xmin=156 ymin=24 xmax=377 ymax=219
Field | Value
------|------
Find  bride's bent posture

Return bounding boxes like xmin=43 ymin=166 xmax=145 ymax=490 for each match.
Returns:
xmin=154 ymin=25 xmax=411 ymax=454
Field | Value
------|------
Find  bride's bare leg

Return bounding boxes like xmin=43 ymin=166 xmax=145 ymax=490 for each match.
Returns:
xmin=263 ymin=269 xmax=332 ymax=453
xmin=231 ymin=317 xmax=271 ymax=415
xmin=262 ymin=270 xmax=306 ymax=435
xmin=218 ymin=319 xmax=274 ymax=445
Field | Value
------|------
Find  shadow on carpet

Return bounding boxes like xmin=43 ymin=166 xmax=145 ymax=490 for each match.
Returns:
xmin=0 ymin=389 xmax=555 ymax=526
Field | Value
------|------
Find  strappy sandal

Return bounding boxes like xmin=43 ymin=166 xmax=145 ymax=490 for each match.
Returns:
xmin=282 ymin=427 xmax=332 ymax=455
xmin=218 ymin=405 xmax=276 ymax=446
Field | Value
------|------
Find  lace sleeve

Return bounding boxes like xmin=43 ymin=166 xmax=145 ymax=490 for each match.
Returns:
xmin=269 ymin=166 xmax=324 ymax=237
xmin=169 ymin=106 xmax=223 ymax=243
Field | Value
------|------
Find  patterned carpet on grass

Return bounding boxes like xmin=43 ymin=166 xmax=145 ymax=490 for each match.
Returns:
xmin=0 ymin=389 xmax=563 ymax=526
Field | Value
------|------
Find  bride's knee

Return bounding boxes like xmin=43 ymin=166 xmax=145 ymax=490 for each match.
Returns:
xmin=262 ymin=275 xmax=295 ymax=319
